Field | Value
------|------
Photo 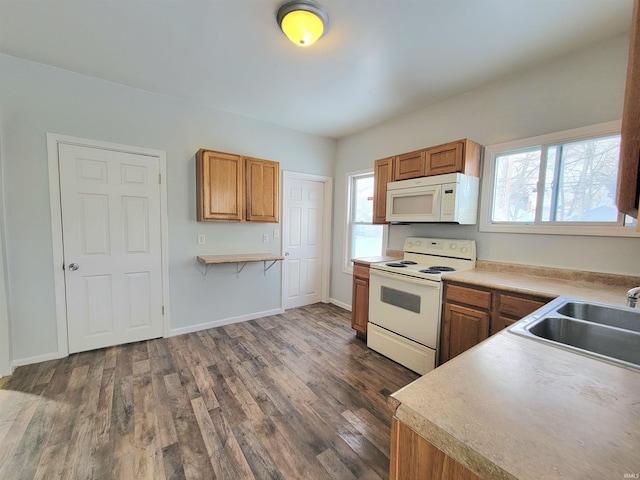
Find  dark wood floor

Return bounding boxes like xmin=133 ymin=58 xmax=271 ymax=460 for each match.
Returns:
xmin=0 ymin=303 xmax=419 ymax=479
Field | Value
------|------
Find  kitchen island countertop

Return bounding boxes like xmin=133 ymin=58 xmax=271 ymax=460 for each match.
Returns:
xmin=390 ymin=328 xmax=640 ymax=479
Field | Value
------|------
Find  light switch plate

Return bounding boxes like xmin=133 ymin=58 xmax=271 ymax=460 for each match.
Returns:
xmin=262 ymin=233 xmax=269 ymax=243
xmin=197 ymin=234 xmax=206 ymax=245
xmin=273 ymin=229 xmax=280 ymax=239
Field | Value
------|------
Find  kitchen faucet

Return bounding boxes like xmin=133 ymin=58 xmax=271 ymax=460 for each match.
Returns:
xmin=627 ymin=287 xmax=640 ymax=308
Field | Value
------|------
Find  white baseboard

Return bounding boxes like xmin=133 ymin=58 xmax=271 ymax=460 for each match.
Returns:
xmin=329 ymin=298 xmax=351 ymax=311
xmin=169 ymin=308 xmax=285 ymax=337
xmin=12 ymin=351 xmax=65 ymax=369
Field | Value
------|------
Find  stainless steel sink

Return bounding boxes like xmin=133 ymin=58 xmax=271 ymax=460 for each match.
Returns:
xmin=556 ymin=301 xmax=640 ymax=333
xmin=510 ymin=298 xmax=640 ymax=370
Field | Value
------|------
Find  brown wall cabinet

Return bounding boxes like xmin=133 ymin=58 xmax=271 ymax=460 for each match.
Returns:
xmin=196 ymin=150 xmax=244 ymax=222
xmin=373 ymin=157 xmax=395 ymax=224
xmin=351 ymin=262 xmax=370 ymax=338
xmin=440 ymin=281 xmax=551 ymax=364
xmin=394 ymin=149 xmax=426 ymax=180
xmin=390 ymin=418 xmax=479 ymax=480
xmin=245 ymin=157 xmax=279 ymax=223
xmin=196 ymin=149 xmax=279 ymax=223
xmin=425 ymin=139 xmax=481 ymax=177
xmin=371 ymin=139 xmax=482 ymax=224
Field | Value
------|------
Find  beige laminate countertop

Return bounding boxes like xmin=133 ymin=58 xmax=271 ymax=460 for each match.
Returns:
xmin=443 ymin=261 xmax=640 ymax=307
xmin=352 ymin=255 xmax=400 ymax=266
xmin=391 ymin=330 xmax=640 ymax=479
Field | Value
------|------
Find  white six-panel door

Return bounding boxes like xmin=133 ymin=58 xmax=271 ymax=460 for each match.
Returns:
xmin=283 ymin=177 xmax=325 ymax=309
xmin=59 ymin=144 xmax=163 ymax=353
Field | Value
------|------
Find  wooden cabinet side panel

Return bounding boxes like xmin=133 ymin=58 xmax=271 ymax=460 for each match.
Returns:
xmin=196 ymin=150 xmax=244 ymax=222
xmin=617 ymin=0 xmax=640 ymax=218
xmin=373 ymin=157 xmax=394 ymax=224
xmin=394 ymin=150 xmax=426 ymax=180
xmin=390 ymin=418 xmax=479 ymax=480
xmin=246 ymin=157 xmax=279 ymax=223
xmin=461 ymin=139 xmax=482 ymax=177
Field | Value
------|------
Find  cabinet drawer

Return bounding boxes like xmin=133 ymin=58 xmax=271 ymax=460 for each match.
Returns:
xmin=353 ymin=264 xmax=370 ymax=279
xmin=498 ymin=293 xmax=547 ymax=319
xmin=445 ymin=284 xmax=491 ymax=310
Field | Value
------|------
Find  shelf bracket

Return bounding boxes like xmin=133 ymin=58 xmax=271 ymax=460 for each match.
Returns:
xmin=236 ymin=261 xmax=248 ymax=277
xmin=263 ymin=260 xmax=278 ymax=275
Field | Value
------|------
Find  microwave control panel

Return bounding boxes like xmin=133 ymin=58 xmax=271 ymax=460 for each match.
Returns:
xmin=441 ymin=183 xmax=456 ymax=217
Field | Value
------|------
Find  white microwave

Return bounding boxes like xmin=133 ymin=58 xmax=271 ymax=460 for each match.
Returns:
xmin=386 ymin=173 xmax=479 ymax=224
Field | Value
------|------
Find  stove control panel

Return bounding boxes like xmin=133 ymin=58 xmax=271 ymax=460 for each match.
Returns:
xmin=403 ymin=237 xmax=476 ymax=260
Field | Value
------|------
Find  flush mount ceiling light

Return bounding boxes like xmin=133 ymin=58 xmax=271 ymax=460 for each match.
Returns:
xmin=276 ymin=0 xmax=329 ymax=47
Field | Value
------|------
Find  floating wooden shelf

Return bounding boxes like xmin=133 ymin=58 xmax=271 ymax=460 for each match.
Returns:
xmin=197 ymin=253 xmax=284 ymax=277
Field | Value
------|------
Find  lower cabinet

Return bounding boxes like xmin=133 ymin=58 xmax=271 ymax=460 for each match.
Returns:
xmin=390 ymin=418 xmax=478 ymax=480
xmin=443 ymin=303 xmax=490 ymax=361
xmin=440 ymin=281 xmax=552 ymax=364
xmin=351 ymin=263 xmax=370 ymax=338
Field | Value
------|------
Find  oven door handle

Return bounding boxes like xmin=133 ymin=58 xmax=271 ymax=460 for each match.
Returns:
xmin=369 ymin=269 xmax=441 ymax=288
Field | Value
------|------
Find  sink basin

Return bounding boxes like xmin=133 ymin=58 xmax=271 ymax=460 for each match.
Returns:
xmin=556 ymin=302 xmax=640 ymax=333
xmin=510 ymin=298 xmax=640 ymax=370
xmin=527 ymin=317 xmax=640 ymax=367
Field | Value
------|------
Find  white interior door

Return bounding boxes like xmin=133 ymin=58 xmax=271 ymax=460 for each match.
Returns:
xmin=283 ymin=177 xmax=325 ymax=309
xmin=59 ymin=144 xmax=163 ymax=354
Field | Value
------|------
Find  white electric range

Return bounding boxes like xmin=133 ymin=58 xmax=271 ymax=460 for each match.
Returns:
xmin=367 ymin=237 xmax=476 ymax=374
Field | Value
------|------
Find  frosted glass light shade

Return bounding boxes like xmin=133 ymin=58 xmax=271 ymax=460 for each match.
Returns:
xmin=281 ymin=10 xmax=324 ymax=47
xmin=277 ymin=0 xmax=328 ymax=47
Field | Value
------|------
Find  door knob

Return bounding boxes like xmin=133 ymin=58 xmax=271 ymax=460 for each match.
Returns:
xmin=68 ymin=263 xmax=79 ymax=271
xmin=285 ymin=252 xmax=290 ymax=256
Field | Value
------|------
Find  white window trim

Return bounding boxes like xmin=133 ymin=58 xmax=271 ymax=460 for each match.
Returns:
xmin=343 ymin=169 xmax=388 ymax=274
xmin=479 ymin=120 xmax=639 ymax=237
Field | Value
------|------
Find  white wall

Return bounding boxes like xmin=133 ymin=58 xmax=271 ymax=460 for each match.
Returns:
xmin=0 ymin=54 xmax=336 ymax=365
xmin=331 ymin=34 xmax=640 ymax=307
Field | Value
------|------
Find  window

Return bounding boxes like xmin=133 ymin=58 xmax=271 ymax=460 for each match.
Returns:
xmin=344 ymin=170 xmax=386 ymax=272
xmin=481 ymin=121 xmax=639 ymax=236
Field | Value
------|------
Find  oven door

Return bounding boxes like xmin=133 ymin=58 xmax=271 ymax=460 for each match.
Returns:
xmin=368 ymin=269 xmax=442 ymax=349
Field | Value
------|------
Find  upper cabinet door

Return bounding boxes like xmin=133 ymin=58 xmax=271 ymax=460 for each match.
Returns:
xmin=196 ymin=149 xmax=244 ymax=222
xmin=373 ymin=156 xmax=394 ymax=224
xmin=617 ymin=0 xmax=640 ymax=220
xmin=425 ymin=141 xmax=464 ymax=176
xmin=394 ymin=150 xmax=426 ymax=180
xmin=425 ymin=139 xmax=482 ymax=177
xmin=245 ymin=157 xmax=279 ymax=223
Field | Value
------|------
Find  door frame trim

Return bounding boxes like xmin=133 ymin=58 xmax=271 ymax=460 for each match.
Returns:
xmin=47 ymin=133 xmax=171 ymax=358
xmin=281 ymin=171 xmax=333 ymax=307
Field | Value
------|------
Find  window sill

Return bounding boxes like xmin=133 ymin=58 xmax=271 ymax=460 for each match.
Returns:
xmin=479 ymin=223 xmax=640 ymax=237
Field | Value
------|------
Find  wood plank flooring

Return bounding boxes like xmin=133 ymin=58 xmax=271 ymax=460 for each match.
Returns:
xmin=0 ymin=303 xmax=419 ymax=479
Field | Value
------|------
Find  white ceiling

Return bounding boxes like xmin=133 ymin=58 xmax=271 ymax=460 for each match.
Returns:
xmin=0 ymin=0 xmax=634 ymax=139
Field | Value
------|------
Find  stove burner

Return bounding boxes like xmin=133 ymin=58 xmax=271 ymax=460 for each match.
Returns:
xmin=386 ymin=262 xmax=407 ymax=267
xmin=430 ymin=266 xmax=456 ymax=271
xmin=399 ymin=260 xmax=417 ymax=265
xmin=418 ymin=266 xmax=456 ymax=274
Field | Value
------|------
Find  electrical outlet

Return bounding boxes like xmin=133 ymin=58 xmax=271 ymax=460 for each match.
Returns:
xmin=262 ymin=233 xmax=269 ymax=243
xmin=197 ymin=234 xmax=206 ymax=245
xmin=273 ymin=229 xmax=280 ymax=239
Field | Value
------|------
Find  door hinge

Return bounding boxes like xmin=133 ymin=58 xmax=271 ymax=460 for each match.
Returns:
xmin=158 ymin=173 xmax=162 ymax=184
xmin=162 ymin=305 xmax=165 ymax=315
